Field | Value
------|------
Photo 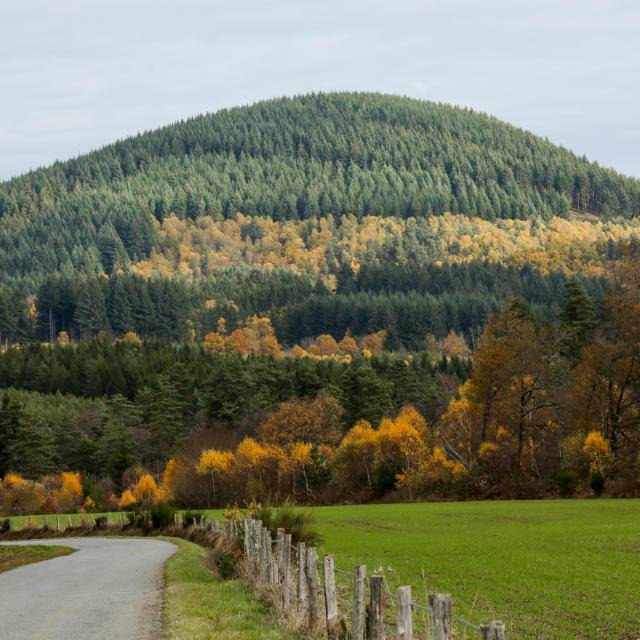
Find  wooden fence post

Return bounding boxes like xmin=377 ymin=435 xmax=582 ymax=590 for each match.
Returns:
xmin=323 ymin=555 xmax=339 ymax=635
xmin=481 ymin=621 xmax=507 ymax=640
xmin=428 ymin=594 xmax=452 ymax=640
xmin=397 ymin=586 xmax=413 ymax=640
xmin=244 ymin=518 xmax=251 ymax=558
xmin=297 ymin=542 xmax=308 ymax=617
xmin=274 ymin=528 xmax=284 ymax=585
xmin=305 ymin=546 xmax=320 ymax=629
xmin=282 ymin=533 xmax=292 ymax=611
xmin=68 ymin=514 xmax=72 ymax=528
xmin=120 ymin=511 xmax=125 ymax=527
xmin=369 ymin=575 xmax=385 ymax=640
xmin=56 ymin=515 xmax=61 ymax=532
xmin=107 ymin=512 xmax=112 ymax=526
xmin=44 ymin=515 xmax=48 ymax=529
xmin=260 ymin=527 xmax=272 ymax=586
xmin=353 ymin=565 xmax=367 ymax=640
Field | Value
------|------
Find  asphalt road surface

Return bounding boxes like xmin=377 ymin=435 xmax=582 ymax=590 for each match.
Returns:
xmin=0 ymin=537 xmax=177 ymax=640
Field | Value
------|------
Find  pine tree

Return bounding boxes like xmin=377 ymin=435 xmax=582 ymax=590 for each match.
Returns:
xmin=560 ymin=279 xmax=597 ymax=357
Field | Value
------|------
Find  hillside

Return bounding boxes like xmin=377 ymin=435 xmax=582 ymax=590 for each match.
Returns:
xmin=1 ymin=92 xmax=639 ymax=283
xmin=0 ymin=93 xmax=639 ymax=347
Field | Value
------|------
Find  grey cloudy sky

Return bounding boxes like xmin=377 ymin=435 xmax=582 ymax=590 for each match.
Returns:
xmin=1 ymin=0 xmax=638 ymax=180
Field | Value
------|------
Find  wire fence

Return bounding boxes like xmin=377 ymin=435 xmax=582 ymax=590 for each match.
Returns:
xmin=236 ymin=517 xmax=508 ymax=640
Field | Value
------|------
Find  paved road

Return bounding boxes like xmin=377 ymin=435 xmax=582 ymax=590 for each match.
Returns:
xmin=0 ymin=537 xmax=177 ymax=640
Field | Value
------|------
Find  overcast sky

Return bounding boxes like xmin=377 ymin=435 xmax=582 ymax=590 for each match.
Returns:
xmin=1 ymin=0 xmax=638 ymax=181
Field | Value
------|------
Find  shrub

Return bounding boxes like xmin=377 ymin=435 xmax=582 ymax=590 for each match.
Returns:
xmin=126 ymin=510 xmax=151 ymax=533
xmin=150 ymin=502 xmax=175 ymax=529
xmin=182 ymin=510 xmax=202 ymax=528
xmin=556 ymin=470 xmax=578 ymax=497
xmin=590 ymin=471 xmax=606 ymax=496
xmin=93 ymin=516 xmax=108 ymax=529
xmin=0 ymin=519 xmax=10 ymax=533
xmin=207 ymin=536 xmax=241 ymax=579
xmin=253 ymin=499 xmax=322 ymax=545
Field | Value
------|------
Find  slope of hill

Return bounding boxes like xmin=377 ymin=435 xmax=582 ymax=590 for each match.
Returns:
xmin=1 ymin=92 xmax=639 ymax=283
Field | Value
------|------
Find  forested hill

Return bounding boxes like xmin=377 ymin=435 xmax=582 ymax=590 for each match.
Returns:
xmin=1 ymin=92 xmax=639 ymax=283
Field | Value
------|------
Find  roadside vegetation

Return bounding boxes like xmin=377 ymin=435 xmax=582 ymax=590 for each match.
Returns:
xmin=162 ymin=537 xmax=295 ymax=640
xmin=0 ymin=544 xmax=73 ymax=573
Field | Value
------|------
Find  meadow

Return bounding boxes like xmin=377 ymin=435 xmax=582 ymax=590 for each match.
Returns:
xmin=309 ymin=500 xmax=640 ymax=640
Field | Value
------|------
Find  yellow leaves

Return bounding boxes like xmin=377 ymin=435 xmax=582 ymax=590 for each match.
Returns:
xmin=290 ymin=442 xmax=313 ymax=467
xmin=129 ymin=213 xmax=640 ymax=280
xmin=205 ymin=315 xmax=283 ymax=358
xmin=338 ymin=333 xmax=358 ymax=354
xmin=361 ymin=330 xmax=386 ymax=354
xmin=118 ymin=489 xmax=136 ymax=509
xmin=203 ymin=331 xmax=226 ymax=353
xmin=120 ymin=331 xmax=142 ymax=347
xmin=2 ymin=473 xmax=26 ymax=488
xmin=478 ymin=441 xmax=498 ymax=460
xmin=196 ymin=449 xmax=234 ymax=475
xmin=133 ymin=473 xmax=159 ymax=507
xmin=235 ymin=437 xmax=267 ymax=469
xmin=309 ymin=334 xmax=339 ymax=356
xmin=419 ymin=447 xmax=468 ymax=482
xmin=582 ymin=431 xmax=614 ymax=474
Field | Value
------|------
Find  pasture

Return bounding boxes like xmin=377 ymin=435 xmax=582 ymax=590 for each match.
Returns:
xmin=309 ymin=500 xmax=640 ymax=639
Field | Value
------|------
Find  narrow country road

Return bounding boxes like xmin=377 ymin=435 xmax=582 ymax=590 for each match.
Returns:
xmin=0 ymin=537 xmax=177 ymax=640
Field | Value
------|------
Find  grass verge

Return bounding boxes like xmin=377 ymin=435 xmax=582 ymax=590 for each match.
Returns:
xmin=0 ymin=544 xmax=74 ymax=573
xmin=161 ymin=536 xmax=296 ymax=640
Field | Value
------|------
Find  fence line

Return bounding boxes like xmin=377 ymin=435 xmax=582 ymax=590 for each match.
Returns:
xmin=238 ymin=517 xmax=508 ymax=639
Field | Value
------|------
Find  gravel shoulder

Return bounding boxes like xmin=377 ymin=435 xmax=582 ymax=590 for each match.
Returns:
xmin=0 ymin=537 xmax=177 ymax=640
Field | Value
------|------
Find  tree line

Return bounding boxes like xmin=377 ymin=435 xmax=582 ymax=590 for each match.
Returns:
xmin=0 ymin=261 xmax=602 ymax=350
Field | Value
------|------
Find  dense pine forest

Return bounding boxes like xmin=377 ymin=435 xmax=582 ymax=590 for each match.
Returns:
xmin=2 ymin=92 xmax=640 ymax=514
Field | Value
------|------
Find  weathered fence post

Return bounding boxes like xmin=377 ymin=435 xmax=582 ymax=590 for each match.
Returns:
xmin=323 ymin=555 xmax=339 ymax=635
xmin=353 ymin=564 xmax=367 ymax=640
xmin=282 ymin=533 xmax=292 ymax=611
xmin=120 ymin=511 xmax=125 ymax=527
xmin=244 ymin=518 xmax=251 ymax=559
xmin=429 ymin=594 xmax=452 ymax=640
xmin=273 ymin=528 xmax=284 ymax=585
xmin=44 ymin=515 xmax=48 ymax=529
xmin=297 ymin=542 xmax=308 ymax=618
xmin=89 ymin=513 xmax=95 ymax=527
xmin=305 ymin=546 xmax=320 ymax=629
xmin=369 ymin=575 xmax=385 ymax=640
xmin=56 ymin=515 xmax=61 ymax=532
xmin=480 ymin=621 xmax=507 ymax=640
xmin=260 ymin=527 xmax=272 ymax=586
xmin=107 ymin=512 xmax=112 ymax=526
xmin=397 ymin=586 xmax=413 ymax=640
xmin=68 ymin=514 xmax=72 ymax=528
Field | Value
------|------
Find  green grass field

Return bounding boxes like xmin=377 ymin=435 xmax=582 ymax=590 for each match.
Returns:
xmin=306 ymin=500 xmax=640 ymax=640
xmin=0 ymin=544 xmax=74 ymax=573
